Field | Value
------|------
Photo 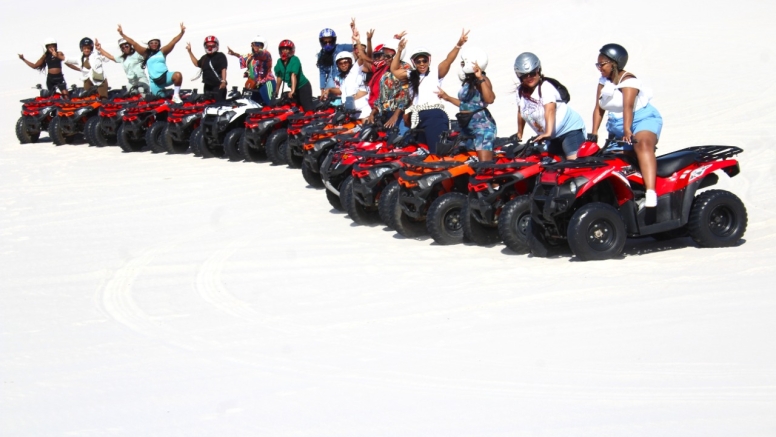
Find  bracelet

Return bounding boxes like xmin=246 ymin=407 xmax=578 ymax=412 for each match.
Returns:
xmin=455 ymin=45 xmax=461 ymax=49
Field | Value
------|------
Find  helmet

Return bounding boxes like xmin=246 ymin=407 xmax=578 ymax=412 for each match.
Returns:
xmin=252 ymin=35 xmax=266 ymax=48
xmin=335 ymin=51 xmax=353 ymax=63
xmin=278 ymin=39 xmax=295 ymax=60
xmin=43 ymin=37 xmax=57 ymax=46
xmin=79 ymin=37 xmax=94 ymax=50
xmin=409 ymin=47 xmax=431 ymax=68
xmin=381 ymin=40 xmax=397 ymax=53
xmin=319 ymin=28 xmax=337 ymax=39
xmin=514 ymin=52 xmax=541 ymax=76
xmin=204 ymin=36 xmax=219 ymax=54
xmin=373 ymin=44 xmax=384 ymax=53
xmin=459 ymin=46 xmax=488 ymax=74
xmin=147 ymin=38 xmax=161 ymax=46
xmin=599 ymin=43 xmax=628 ymax=69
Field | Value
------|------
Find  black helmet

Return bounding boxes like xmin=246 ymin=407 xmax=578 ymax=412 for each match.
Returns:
xmin=79 ymin=37 xmax=94 ymax=49
xmin=599 ymin=43 xmax=628 ymax=69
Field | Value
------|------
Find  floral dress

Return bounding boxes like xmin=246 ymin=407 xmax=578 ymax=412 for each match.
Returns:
xmin=458 ymin=81 xmax=497 ymax=151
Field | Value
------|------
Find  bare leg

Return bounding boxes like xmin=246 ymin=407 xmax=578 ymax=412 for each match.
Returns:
xmin=633 ymin=131 xmax=658 ymax=190
xmin=477 ymin=150 xmax=493 ymax=162
xmin=566 ymin=153 xmax=577 ymax=160
xmin=172 ymin=72 xmax=183 ymax=86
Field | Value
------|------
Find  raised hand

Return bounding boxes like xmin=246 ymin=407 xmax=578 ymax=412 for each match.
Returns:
xmin=185 ymin=42 xmax=191 ymax=52
xmin=436 ymin=86 xmax=449 ymax=101
xmin=473 ymin=61 xmax=483 ymax=79
xmin=180 ymin=22 xmax=186 ymax=34
xmin=397 ymin=38 xmax=407 ymax=51
xmin=117 ymin=24 xmax=124 ymax=36
xmin=457 ymin=29 xmax=470 ymax=47
xmin=227 ymin=46 xmax=237 ymax=56
xmin=47 ymin=46 xmax=57 ymax=56
xmin=350 ymin=17 xmax=357 ymax=32
xmin=366 ymin=29 xmax=375 ymax=40
xmin=394 ymin=30 xmax=407 ymax=40
xmin=95 ymin=39 xmax=102 ymax=50
xmin=18 ymin=53 xmax=24 ymax=60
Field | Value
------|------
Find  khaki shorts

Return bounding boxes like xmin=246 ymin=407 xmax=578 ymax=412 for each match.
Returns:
xmin=84 ymin=79 xmax=109 ymax=99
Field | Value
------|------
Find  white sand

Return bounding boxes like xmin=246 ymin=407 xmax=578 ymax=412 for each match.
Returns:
xmin=2 ymin=1 xmax=775 ymax=435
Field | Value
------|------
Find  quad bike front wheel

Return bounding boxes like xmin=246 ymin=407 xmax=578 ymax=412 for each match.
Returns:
xmin=567 ymin=202 xmax=627 ymax=261
xmin=378 ymin=181 xmax=400 ymax=229
xmin=48 ymin=117 xmax=75 ymax=146
xmin=497 ymin=195 xmax=532 ymax=253
xmin=223 ymin=128 xmax=244 ymax=162
xmin=391 ymin=187 xmax=428 ymax=239
xmin=16 ymin=116 xmax=40 ymax=144
xmin=117 ymin=124 xmax=146 ymax=152
xmin=189 ymin=127 xmax=203 ymax=157
xmin=265 ymin=130 xmax=288 ymax=165
xmin=239 ymin=134 xmax=264 ymax=162
xmin=688 ymin=189 xmax=747 ymax=248
xmin=427 ymin=192 xmax=467 ymax=245
xmin=302 ymin=160 xmax=324 ymax=188
xmin=146 ymin=122 xmax=167 ymax=153
xmin=342 ymin=176 xmax=380 ymax=225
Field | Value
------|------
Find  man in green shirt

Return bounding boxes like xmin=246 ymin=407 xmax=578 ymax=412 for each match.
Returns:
xmin=274 ymin=39 xmax=314 ymax=111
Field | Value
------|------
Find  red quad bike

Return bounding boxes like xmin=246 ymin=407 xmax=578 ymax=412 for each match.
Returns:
xmin=165 ymin=93 xmax=218 ymax=156
xmin=16 ymin=84 xmax=75 ymax=144
xmin=300 ymin=110 xmax=363 ymax=189
xmin=464 ymin=137 xmax=559 ymax=250
xmin=345 ymin=129 xmax=428 ymax=226
xmin=117 ymin=93 xmax=178 ymax=153
xmin=85 ymin=86 xmax=146 ymax=147
xmin=529 ymin=139 xmax=747 ymax=260
xmin=319 ymin=124 xmax=388 ymax=212
xmin=275 ymin=105 xmax=338 ymax=167
xmin=391 ymin=131 xmax=479 ymax=244
xmin=240 ymin=100 xmax=300 ymax=163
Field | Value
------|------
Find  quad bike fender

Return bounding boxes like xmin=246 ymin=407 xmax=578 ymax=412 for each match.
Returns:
xmin=575 ymin=168 xmax=634 ymax=206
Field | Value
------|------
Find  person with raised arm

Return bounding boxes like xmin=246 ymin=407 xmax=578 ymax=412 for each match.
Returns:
xmin=391 ymin=30 xmax=465 ymax=153
xmin=227 ymin=36 xmax=276 ymax=105
xmin=117 ymin=23 xmax=185 ymax=102
xmin=437 ymin=44 xmax=497 ymax=162
xmin=591 ymin=44 xmax=663 ymax=207
xmin=95 ymin=38 xmax=150 ymax=94
xmin=19 ymin=38 xmax=72 ymax=96
xmin=63 ymin=38 xmax=111 ymax=99
xmin=315 ymin=19 xmax=356 ymax=94
xmin=186 ymin=36 xmax=228 ymax=101
xmin=274 ymin=39 xmax=314 ymax=112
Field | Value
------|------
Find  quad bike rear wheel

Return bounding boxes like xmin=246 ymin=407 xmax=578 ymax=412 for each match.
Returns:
xmin=302 ymin=160 xmax=324 ymax=188
xmin=146 ymin=121 xmax=167 ymax=153
xmin=688 ymin=189 xmax=747 ymax=247
xmin=427 ymin=192 xmax=467 ymax=245
xmin=265 ymin=130 xmax=288 ymax=165
xmin=117 ymin=123 xmax=146 ymax=152
xmin=189 ymin=127 xmax=203 ymax=157
xmin=89 ymin=117 xmax=115 ymax=147
xmin=284 ymin=138 xmax=303 ymax=169
xmin=48 ymin=116 xmax=76 ymax=146
xmin=16 ymin=116 xmax=40 ymax=144
xmin=164 ymin=123 xmax=191 ymax=154
xmin=497 ymin=195 xmax=532 ymax=253
xmin=463 ymin=197 xmax=501 ymax=246
xmin=343 ymin=176 xmax=380 ymax=225
xmin=223 ymin=128 xmax=244 ymax=162
xmin=378 ymin=181 xmax=400 ymax=229
xmin=567 ymin=202 xmax=627 ymax=261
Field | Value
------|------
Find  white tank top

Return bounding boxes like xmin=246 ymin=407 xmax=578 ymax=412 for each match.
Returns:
xmin=598 ymin=73 xmax=652 ymax=117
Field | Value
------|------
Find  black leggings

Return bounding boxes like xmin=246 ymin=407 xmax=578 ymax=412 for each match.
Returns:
xmin=204 ymin=84 xmax=228 ymax=101
xmin=294 ymin=82 xmax=314 ymax=112
xmin=46 ymin=73 xmax=67 ymax=92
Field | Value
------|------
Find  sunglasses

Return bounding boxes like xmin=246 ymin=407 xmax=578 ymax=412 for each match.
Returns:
xmin=320 ymin=38 xmax=335 ymax=45
xmin=595 ymin=61 xmax=613 ymax=69
xmin=414 ymin=57 xmax=429 ymax=65
xmin=518 ymin=70 xmax=539 ymax=81
xmin=120 ymin=44 xmax=130 ymax=49
xmin=337 ymin=59 xmax=351 ymax=65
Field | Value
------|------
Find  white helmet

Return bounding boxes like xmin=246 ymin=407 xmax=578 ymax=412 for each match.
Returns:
xmin=460 ymin=46 xmax=488 ymax=74
xmin=381 ymin=40 xmax=397 ymax=52
xmin=335 ymin=51 xmax=354 ymax=63
xmin=409 ymin=47 xmax=431 ymax=68
xmin=118 ymin=38 xmax=128 ymax=46
xmin=43 ymin=37 xmax=57 ymax=46
xmin=253 ymin=35 xmax=266 ymax=47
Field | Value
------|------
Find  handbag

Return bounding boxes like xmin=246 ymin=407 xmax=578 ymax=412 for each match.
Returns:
xmin=455 ymin=107 xmax=487 ymax=129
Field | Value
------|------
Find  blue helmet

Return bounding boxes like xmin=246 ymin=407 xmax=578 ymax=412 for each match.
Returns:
xmin=319 ymin=28 xmax=337 ymax=52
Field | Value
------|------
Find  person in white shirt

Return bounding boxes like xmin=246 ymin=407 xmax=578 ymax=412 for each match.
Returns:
xmin=390 ymin=30 xmax=465 ymax=153
xmin=514 ymin=52 xmax=586 ymax=160
xmin=95 ymin=38 xmax=150 ymax=94
xmin=591 ymin=43 xmax=663 ymax=207
xmin=60 ymin=37 xmax=110 ymax=98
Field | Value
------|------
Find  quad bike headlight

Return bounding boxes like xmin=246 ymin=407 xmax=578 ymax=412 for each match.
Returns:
xmin=74 ymin=107 xmax=92 ymax=119
xmin=372 ymin=166 xmax=392 ymax=178
xmin=566 ymin=176 xmax=589 ymax=195
xmin=256 ymin=118 xmax=277 ymax=133
xmin=183 ymin=113 xmax=200 ymax=124
xmin=40 ymin=106 xmax=56 ymax=117
xmin=313 ymin=138 xmax=337 ymax=152
xmin=418 ymin=173 xmax=444 ymax=190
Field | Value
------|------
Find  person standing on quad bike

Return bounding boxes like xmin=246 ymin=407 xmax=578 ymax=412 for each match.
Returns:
xmin=364 ymin=33 xmax=411 ymax=135
xmin=63 ymin=38 xmax=111 ymax=99
xmin=117 ymin=23 xmax=186 ymax=102
xmin=514 ymin=52 xmax=586 ymax=160
xmin=437 ymin=45 xmax=497 ymax=162
xmin=391 ymin=30 xmax=463 ymax=153
xmin=274 ymin=40 xmax=314 ymax=111
xmin=592 ymin=43 xmax=663 ymax=207
xmin=186 ymin=36 xmax=228 ymax=101
xmin=18 ymin=38 xmax=72 ymax=97
xmin=316 ymin=25 xmax=354 ymax=94
xmin=323 ymin=52 xmax=370 ymax=118
xmin=95 ymin=38 xmax=150 ymax=94
xmin=226 ymin=36 xmax=276 ymax=105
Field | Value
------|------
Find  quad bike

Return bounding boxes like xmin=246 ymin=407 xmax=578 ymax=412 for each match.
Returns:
xmin=277 ymin=103 xmax=337 ymax=167
xmin=529 ymin=139 xmax=747 ymax=260
xmin=117 ymin=92 xmax=178 ymax=153
xmin=340 ymin=129 xmax=427 ymax=225
xmin=300 ymin=110 xmax=363 ymax=189
xmin=239 ymin=99 xmax=300 ymax=163
xmin=164 ymin=93 xmax=218 ymax=155
xmin=48 ymin=87 xmax=127 ymax=145
xmin=16 ymin=84 xmax=76 ymax=144
xmin=198 ymin=87 xmax=262 ymax=160
xmin=85 ymin=86 xmax=146 ymax=147
xmin=319 ymin=124 xmax=387 ymax=211
xmin=391 ymin=131 xmax=479 ymax=243
xmin=463 ymin=137 xmax=559 ymax=250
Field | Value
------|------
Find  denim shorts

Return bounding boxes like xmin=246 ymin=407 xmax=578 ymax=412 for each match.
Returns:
xmin=548 ymin=128 xmax=585 ymax=157
xmin=150 ymin=71 xmax=175 ymax=96
xmin=606 ymin=103 xmax=663 ymax=139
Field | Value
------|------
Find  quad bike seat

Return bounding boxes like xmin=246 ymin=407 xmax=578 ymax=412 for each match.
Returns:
xmin=655 ymin=150 xmax=699 ymax=177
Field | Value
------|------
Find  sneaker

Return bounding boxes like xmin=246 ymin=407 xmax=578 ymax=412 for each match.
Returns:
xmin=172 ymin=95 xmax=182 ymax=104
xmin=645 ymin=189 xmax=657 ymax=208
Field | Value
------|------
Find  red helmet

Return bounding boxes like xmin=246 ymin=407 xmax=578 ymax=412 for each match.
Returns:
xmin=204 ymin=35 xmax=219 ymax=54
xmin=278 ymin=39 xmax=295 ymax=60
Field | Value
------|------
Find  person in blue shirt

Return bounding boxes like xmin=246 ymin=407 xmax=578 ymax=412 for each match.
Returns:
xmin=118 ymin=23 xmax=186 ymax=102
xmin=316 ymin=27 xmax=354 ymax=93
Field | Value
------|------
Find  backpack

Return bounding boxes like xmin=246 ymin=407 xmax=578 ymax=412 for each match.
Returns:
xmin=519 ymin=77 xmax=571 ymax=103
